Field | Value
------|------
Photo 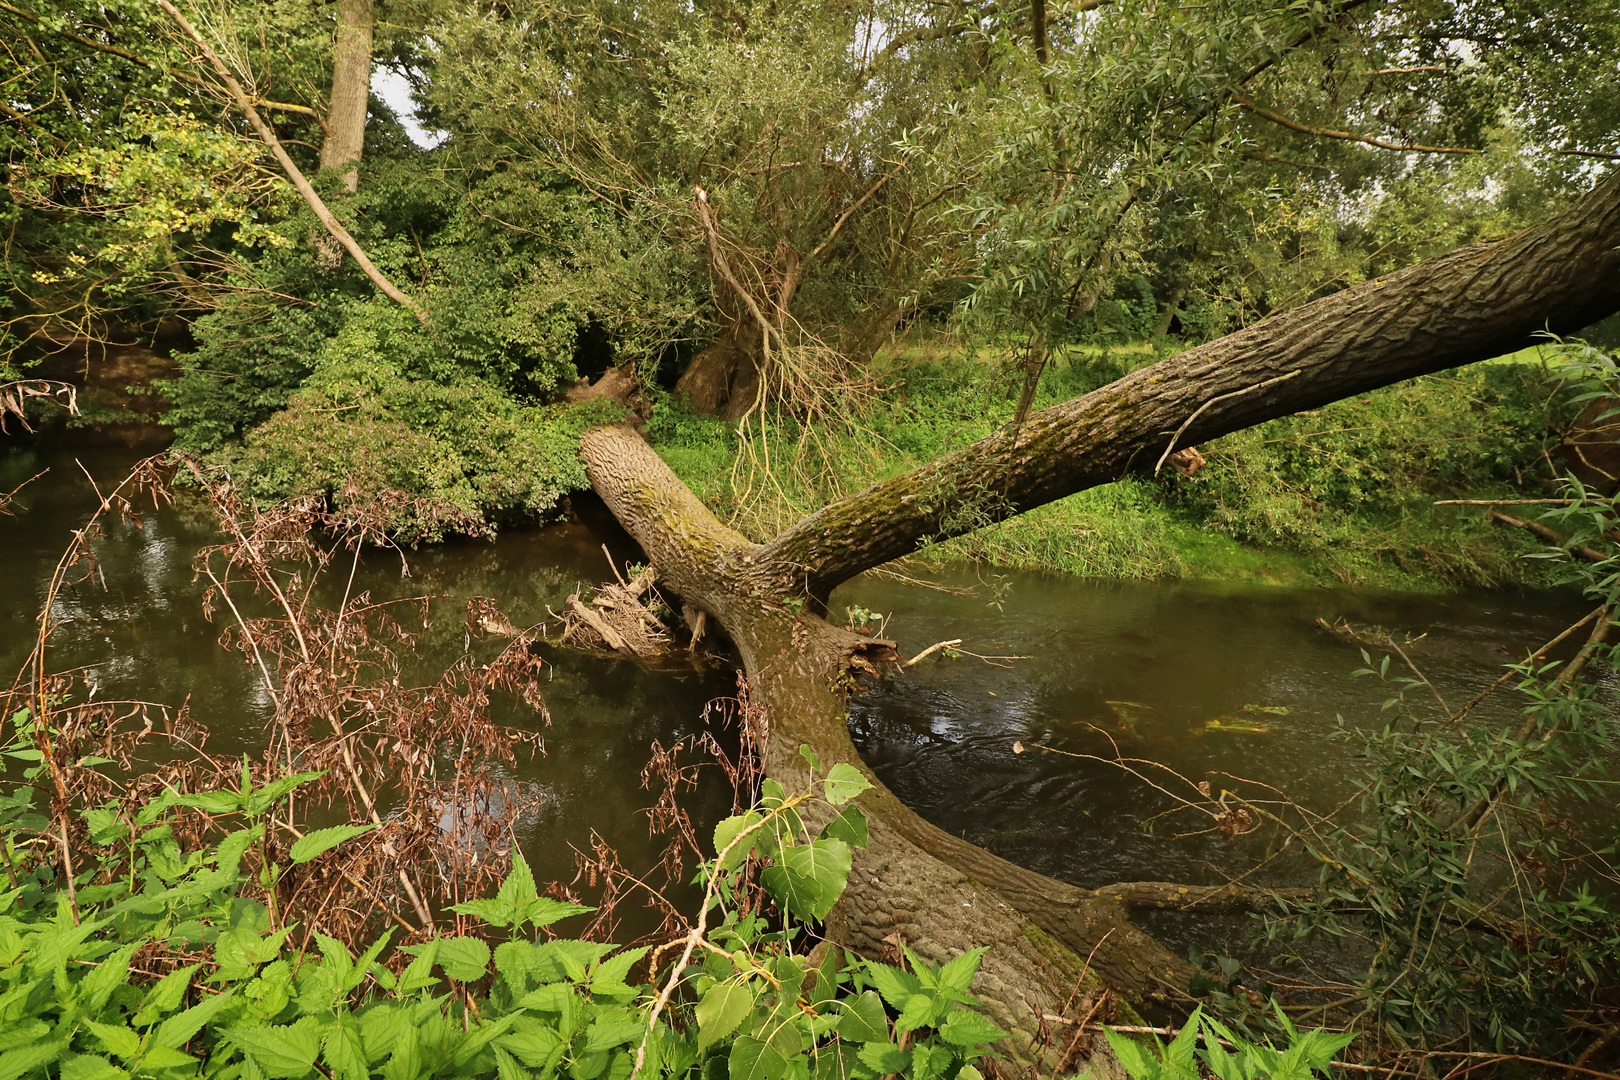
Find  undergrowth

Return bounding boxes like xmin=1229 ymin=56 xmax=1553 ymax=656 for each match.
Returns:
xmin=647 ymin=342 xmax=1573 ymax=589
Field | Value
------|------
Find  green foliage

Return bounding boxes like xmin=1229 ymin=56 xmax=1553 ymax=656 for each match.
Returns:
xmin=0 ymin=741 xmax=1023 ymax=1080
xmin=1172 ymin=356 xmax=1569 ymax=583
xmin=1102 ymin=1006 xmax=1351 ymax=1080
xmin=1241 ymin=341 xmax=1620 ymax=1054
xmin=152 ymin=155 xmax=694 ymax=535
xmin=209 ymin=300 xmax=626 ymax=538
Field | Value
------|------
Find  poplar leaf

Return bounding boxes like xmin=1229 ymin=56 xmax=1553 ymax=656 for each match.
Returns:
xmin=833 ymin=991 xmax=888 ymax=1042
xmin=821 ymin=763 xmax=871 ymax=805
xmin=696 ymin=981 xmax=756 ymax=1051
xmin=729 ymin=1036 xmax=787 ymax=1080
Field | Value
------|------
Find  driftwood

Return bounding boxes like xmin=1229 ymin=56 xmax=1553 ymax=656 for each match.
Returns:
xmin=557 ymin=550 xmax=671 ymax=658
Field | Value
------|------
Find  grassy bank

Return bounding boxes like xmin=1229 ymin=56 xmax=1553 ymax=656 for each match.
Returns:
xmin=647 ymin=339 xmax=1573 ymax=591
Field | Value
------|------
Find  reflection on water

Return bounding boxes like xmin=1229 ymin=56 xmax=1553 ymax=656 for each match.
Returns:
xmin=6 ymin=443 xmax=1609 ymax=952
xmin=0 ymin=445 xmax=739 ymax=930
xmin=835 ymin=566 xmax=1604 ymax=894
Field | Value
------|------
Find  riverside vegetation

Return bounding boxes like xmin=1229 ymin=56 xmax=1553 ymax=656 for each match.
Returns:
xmin=1 ymin=343 xmax=1618 ymax=1077
xmin=5 ymin=0 xmax=1620 ymax=1073
xmin=0 ymin=453 xmax=1355 ymax=1080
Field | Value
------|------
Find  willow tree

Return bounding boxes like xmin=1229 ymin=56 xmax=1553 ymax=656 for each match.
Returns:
xmin=574 ymin=168 xmax=1620 ymax=1063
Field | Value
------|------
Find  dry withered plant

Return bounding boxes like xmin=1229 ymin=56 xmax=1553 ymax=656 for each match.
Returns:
xmin=564 ymin=674 xmax=771 ymax=955
xmin=4 ymin=452 xmax=558 ymax=962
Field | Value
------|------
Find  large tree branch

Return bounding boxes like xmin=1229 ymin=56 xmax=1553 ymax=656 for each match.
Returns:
xmin=761 ymin=168 xmax=1620 ymax=599
xmin=154 ymin=0 xmax=425 ymax=321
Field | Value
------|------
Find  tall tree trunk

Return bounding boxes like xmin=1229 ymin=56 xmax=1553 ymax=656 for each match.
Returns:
xmin=579 ymin=169 xmax=1620 ymax=1069
xmin=321 ymin=0 xmax=373 ymax=194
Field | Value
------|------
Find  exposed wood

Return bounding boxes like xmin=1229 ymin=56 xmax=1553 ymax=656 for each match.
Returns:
xmin=904 ymin=639 xmax=962 ymax=667
xmin=154 ymin=0 xmax=426 ymax=321
xmin=1434 ymin=499 xmax=1578 ymax=506
xmin=1485 ymin=508 xmax=1608 ymax=564
xmin=566 ymin=596 xmax=636 ymax=656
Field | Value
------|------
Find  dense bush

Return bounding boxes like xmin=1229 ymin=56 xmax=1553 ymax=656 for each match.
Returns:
xmin=0 ymin=741 xmax=1022 ymax=1080
xmin=159 ymin=156 xmax=698 ymax=535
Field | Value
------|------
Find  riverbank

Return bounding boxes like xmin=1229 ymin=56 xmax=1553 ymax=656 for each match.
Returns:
xmin=649 ymin=342 xmax=1571 ymax=592
xmin=13 ymin=335 xmax=1579 ymax=593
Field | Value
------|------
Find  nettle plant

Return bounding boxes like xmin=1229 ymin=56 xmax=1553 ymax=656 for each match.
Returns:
xmin=0 ymin=742 xmax=1014 ymax=1080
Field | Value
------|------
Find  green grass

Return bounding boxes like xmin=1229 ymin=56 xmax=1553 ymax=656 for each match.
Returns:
xmin=645 ymin=337 xmax=1572 ymax=591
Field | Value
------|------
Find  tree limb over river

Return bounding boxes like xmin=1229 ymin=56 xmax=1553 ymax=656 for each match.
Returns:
xmin=576 ymin=168 xmax=1620 ymax=1063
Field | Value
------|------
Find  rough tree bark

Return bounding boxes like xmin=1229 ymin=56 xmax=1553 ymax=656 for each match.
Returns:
xmin=580 ymin=169 xmax=1620 ymax=1068
xmin=321 ymin=0 xmax=373 ymax=194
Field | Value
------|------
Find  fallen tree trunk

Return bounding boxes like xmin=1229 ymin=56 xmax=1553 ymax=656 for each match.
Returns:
xmin=577 ymin=168 xmax=1620 ymax=1070
xmin=763 ymin=169 xmax=1620 ymax=604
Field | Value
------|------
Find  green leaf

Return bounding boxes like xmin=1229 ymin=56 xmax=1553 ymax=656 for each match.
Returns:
xmin=937 ymin=1010 xmax=1008 ymax=1048
xmin=799 ymin=745 xmax=821 ymax=771
xmin=382 ymin=1022 xmax=422 ymax=1080
xmin=288 ymin=824 xmax=374 ymax=865
xmin=322 ymin=1020 xmax=368 ymax=1080
xmin=821 ymin=763 xmax=871 ymax=806
xmin=593 ymin=946 xmax=650 ymax=993
xmin=894 ymin=993 xmax=935 ymax=1034
xmin=713 ymin=812 xmax=763 ymax=871
xmin=84 ymin=1023 xmax=141 ymax=1062
xmin=729 ymin=1037 xmax=788 ymax=1080
xmin=0 ymin=1041 xmax=67 ymax=1080
xmin=448 ymin=899 xmax=509 ymax=927
xmin=245 ymin=772 xmax=325 ymax=815
xmin=526 ymin=897 xmax=593 ymax=930
xmin=498 ymin=1028 xmax=564 ymax=1071
xmin=764 ymin=839 xmax=851 ymax=922
xmin=59 ymin=1054 xmax=128 ymax=1080
xmin=855 ymin=1042 xmax=909 ymax=1075
xmin=696 ymin=981 xmax=757 ymax=1052
xmin=583 ymin=1017 xmax=645 ymax=1055
xmin=494 ymin=1047 xmax=530 ymax=1080
xmin=818 ymin=806 xmax=868 ymax=850
xmin=0 ymin=1024 xmax=48 ymax=1054
xmin=936 ymin=948 xmax=987 ymax=995
xmin=227 ymin=1025 xmax=322 ymax=1079
xmin=395 ymin=941 xmax=440 ymax=994
xmin=79 ymin=942 xmax=142 ymax=1013
xmin=834 ymin=991 xmax=888 ymax=1043
xmin=153 ymin=985 xmax=238 ymax=1049
xmin=170 ymin=790 xmax=241 ymax=815
xmin=436 ymin=936 xmax=492 ymax=982
xmin=517 ymin=983 xmax=574 ymax=1013
xmin=1104 ymin=1029 xmax=1163 ymax=1080
xmin=862 ymin=963 xmax=922 ymax=1011
xmin=140 ymin=1047 xmax=199 ymax=1071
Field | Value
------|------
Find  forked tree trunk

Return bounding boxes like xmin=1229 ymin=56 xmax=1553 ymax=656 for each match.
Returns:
xmin=581 ymin=169 xmax=1620 ymax=1069
xmin=321 ymin=0 xmax=373 ymax=193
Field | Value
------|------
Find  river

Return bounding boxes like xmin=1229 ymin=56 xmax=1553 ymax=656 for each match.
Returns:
xmin=2 ymin=441 xmax=1605 ymax=951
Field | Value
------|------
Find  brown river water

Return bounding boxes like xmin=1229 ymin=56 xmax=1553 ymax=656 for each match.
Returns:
xmin=3 ymin=442 xmax=1609 ymax=952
